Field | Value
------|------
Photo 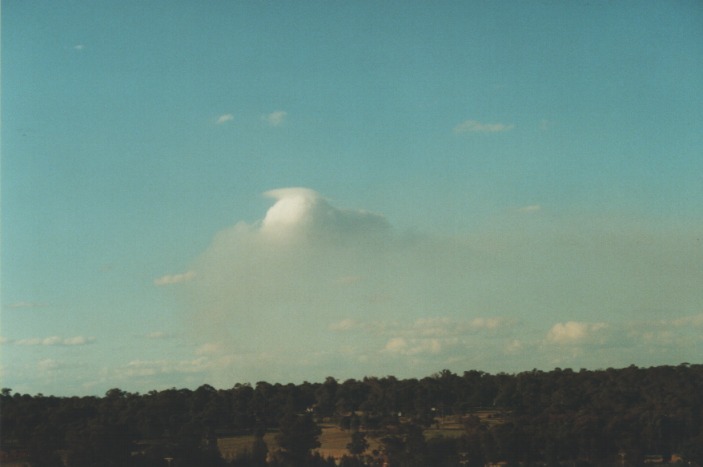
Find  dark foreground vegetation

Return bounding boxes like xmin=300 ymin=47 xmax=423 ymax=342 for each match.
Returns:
xmin=2 ymin=364 xmax=702 ymax=466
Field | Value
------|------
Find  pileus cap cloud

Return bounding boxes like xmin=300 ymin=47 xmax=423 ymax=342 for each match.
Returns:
xmin=260 ymin=187 xmax=389 ymax=236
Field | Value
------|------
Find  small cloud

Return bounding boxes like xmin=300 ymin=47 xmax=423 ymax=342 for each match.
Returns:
xmin=38 ymin=358 xmax=61 ymax=372
xmin=0 ymin=336 xmax=11 ymax=345
xmin=263 ymin=110 xmax=287 ymax=127
xmin=145 ymin=331 xmax=174 ymax=340
xmin=470 ymin=317 xmax=510 ymax=330
xmin=518 ymin=204 xmax=542 ymax=213
xmin=73 ymin=44 xmax=85 ymax=51
xmin=383 ymin=337 xmax=408 ymax=353
xmin=15 ymin=336 xmax=95 ymax=346
xmin=216 ymin=113 xmax=234 ymax=125
xmin=505 ymin=339 xmax=524 ymax=354
xmin=454 ymin=119 xmax=514 ymax=133
xmin=195 ymin=342 xmax=222 ymax=355
xmin=154 ymin=270 xmax=195 ymax=286
xmin=118 ymin=357 xmax=220 ymax=378
xmin=382 ymin=336 xmax=442 ymax=356
xmin=546 ymin=321 xmax=607 ymax=345
xmin=539 ymin=119 xmax=552 ymax=131
xmin=329 ymin=319 xmax=358 ymax=332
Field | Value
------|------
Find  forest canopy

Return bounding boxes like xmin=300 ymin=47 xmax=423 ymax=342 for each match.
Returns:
xmin=2 ymin=364 xmax=702 ymax=466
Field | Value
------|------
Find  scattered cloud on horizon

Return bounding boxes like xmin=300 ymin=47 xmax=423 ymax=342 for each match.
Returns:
xmin=9 ymin=336 xmax=95 ymax=346
xmin=454 ymin=119 xmax=514 ymax=133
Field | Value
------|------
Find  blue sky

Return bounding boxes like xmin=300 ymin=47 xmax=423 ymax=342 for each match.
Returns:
xmin=2 ymin=0 xmax=702 ymax=396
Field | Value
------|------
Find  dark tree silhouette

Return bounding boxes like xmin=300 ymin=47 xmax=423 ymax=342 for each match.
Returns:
xmin=275 ymin=408 xmax=321 ymax=465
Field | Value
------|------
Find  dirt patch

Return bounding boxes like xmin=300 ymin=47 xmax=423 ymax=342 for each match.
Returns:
xmin=218 ymin=425 xmax=381 ymax=461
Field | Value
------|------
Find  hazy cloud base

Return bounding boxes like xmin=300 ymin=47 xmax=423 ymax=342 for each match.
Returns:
xmin=174 ymin=188 xmax=702 ymax=386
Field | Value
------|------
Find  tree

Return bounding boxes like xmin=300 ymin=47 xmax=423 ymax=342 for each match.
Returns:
xmin=251 ymin=429 xmax=269 ymax=467
xmin=275 ymin=409 xmax=321 ymax=465
xmin=346 ymin=430 xmax=368 ymax=458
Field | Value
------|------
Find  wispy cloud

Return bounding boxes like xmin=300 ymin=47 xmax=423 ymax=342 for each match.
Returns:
xmin=144 ymin=331 xmax=175 ymax=340
xmin=73 ymin=44 xmax=85 ymax=51
xmin=195 ymin=342 xmax=222 ymax=355
xmin=38 ymin=358 xmax=61 ymax=372
xmin=263 ymin=110 xmax=287 ymax=127
xmin=670 ymin=313 xmax=703 ymax=327
xmin=216 ymin=113 xmax=234 ymax=125
xmin=453 ymin=119 xmax=514 ymax=133
xmin=382 ymin=336 xmax=442 ymax=356
xmin=15 ymin=336 xmax=95 ymax=346
xmin=5 ymin=301 xmax=46 ymax=310
xmin=518 ymin=204 xmax=542 ymax=213
xmin=329 ymin=319 xmax=358 ymax=331
xmin=154 ymin=270 xmax=195 ymax=286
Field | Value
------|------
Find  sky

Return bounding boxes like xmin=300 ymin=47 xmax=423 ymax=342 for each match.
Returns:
xmin=2 ymin=0 xmax=702 ymax=396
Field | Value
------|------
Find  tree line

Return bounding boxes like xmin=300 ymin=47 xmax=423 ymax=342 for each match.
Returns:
xmin=1 ymin=364 xmax=702 ymax=466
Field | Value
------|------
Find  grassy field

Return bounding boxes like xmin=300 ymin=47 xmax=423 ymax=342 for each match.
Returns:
xmin=218 ymin=413 xmax=504 ymax=461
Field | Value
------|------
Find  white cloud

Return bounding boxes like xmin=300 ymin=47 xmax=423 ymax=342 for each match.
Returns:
xmin=545 ymin=321 xmax=607 ymax=345
xmin=260 ymin=187 xmax=389 ymax=237
xmin=263 ymin=110 xmax=287 ymax=126
xmin=383 ymin=337 xmax=408 ymax=353
xmin=15 ymin=336 xmax=95 ymax=346
xmin=453 ymin=119 xmax=514 ymax=133
xmin=167 ymin=188 xmax=703 ymax=383
xmin=73 ymin=44 xmax=85 ymax=51
xmin=216 ymin=113 xmax=234 ymax=125
xmin=154 ymin=270 xmax=195 ymax=286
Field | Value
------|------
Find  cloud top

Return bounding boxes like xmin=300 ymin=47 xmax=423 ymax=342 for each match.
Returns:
xmin=261 ymin=188 xmax=389 ymax=238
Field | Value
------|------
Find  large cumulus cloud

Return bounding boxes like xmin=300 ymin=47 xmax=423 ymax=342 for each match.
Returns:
xmin=173 ymin=188 xmax=703 ymax=385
